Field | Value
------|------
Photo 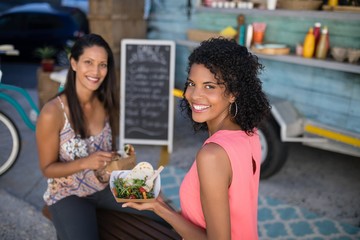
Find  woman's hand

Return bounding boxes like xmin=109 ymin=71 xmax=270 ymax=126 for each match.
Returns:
xmin=81 ymin=151 xmax=112 ymax=170
xmin=122 ymin=197 xmax=170 ymax=213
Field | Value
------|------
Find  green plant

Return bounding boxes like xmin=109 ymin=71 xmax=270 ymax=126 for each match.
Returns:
xmin=34 ymin=46 xmax=57 ymax=60
xmin=65 ymin=39 xmax=75 ymax=56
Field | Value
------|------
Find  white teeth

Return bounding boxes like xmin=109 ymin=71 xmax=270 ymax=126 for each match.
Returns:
xmin=193 ymin=104 xmax=209 ymax=110
xmin=87 ymin=76 xmax=99 ymax=81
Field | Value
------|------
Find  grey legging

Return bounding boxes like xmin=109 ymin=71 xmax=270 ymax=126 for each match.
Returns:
xmin=48 ymin=187 xmax=168 ymax=240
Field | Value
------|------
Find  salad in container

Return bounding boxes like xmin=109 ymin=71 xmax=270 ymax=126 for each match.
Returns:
xmin=110 ymin=162 xmax=161 ymax=203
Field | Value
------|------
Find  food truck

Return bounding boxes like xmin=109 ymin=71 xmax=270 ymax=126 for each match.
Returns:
xmin=146 ymin=1 xmax=360 ymax=178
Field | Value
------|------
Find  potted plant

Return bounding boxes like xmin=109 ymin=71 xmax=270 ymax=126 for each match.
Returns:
xmin=34 ymin=46 xmax=57 ymax=72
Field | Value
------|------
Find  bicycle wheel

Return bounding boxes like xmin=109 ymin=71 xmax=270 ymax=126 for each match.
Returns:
xmin=0 ymin=111 xmax=21 ymax=175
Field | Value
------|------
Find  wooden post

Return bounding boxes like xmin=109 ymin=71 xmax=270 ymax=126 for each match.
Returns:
xmin=88 ymin=0 xmax=147 ymax=139
xmin=158 ymin=146 xmax=170 ymax=167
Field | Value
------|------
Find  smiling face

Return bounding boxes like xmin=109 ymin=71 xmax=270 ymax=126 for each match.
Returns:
xmin=184 ymin=63 xmax=236 ymax=133
xmin=71 ymin=45 xmax=108 ymax=93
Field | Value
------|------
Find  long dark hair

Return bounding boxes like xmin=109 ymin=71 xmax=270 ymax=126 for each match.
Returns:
xmin=180 ymin=37 xmax=271 ymax=135
xmin=62 ymin=33 xmax=118 ymax=145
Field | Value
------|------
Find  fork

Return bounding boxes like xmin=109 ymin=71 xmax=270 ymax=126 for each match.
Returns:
xmin=143 ymin=166 xmax=164 ymax=192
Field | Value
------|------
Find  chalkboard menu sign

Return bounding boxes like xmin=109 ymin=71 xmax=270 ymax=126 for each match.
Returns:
xmin=120 ymin=39 xmax=175 ymax=153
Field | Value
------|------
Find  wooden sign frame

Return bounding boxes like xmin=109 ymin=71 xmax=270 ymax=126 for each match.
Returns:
xmin=119 ymin=39 xmax=175 ymax=153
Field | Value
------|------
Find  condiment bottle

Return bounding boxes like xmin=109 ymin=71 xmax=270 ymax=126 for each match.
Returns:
xmin=325 ymin=26 xmax=330 ymax=52
xmin=328 ymin=0 xmax=338 ymax=7
xmin=245 ymin=24 xmax=253 ymax=49
xmin=203 ymin=0 xmax=213 ymax=7
xmin=303 ymin=27 xmax=315 ymax=58
xmin=313 ymin=22 xmax=321 ymax=57
xmin=316 ymin=26 xmax=329 ymax=59
xmin=237 ymin=14 xmax=246 ymax=46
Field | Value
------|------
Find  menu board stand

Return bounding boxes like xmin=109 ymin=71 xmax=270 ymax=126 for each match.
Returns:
xmin=120 ymin=39 xmax=175 ymax=153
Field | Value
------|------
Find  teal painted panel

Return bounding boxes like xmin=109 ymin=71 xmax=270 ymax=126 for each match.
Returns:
xmin=264 ymin=82 xmax=360 ymax=133
xmin=193 ymin=13 xmax=235 ymax=31
xmin=147 ymin=18 xmax=190 ymax=40
xmin=261 ymin=61 xmax=360 ymax=133
xmin=175 ymin=45 xmax=191 ymax=90
xmin=147 ymin=0 xmax=195 ymax=88
xmin=261 ymin=60 xmax=357 ymax=99
xmin=349 ymin=79 xmax=360 ymax=118
xmin=294 ymin=102 xmax=360 ymax=133
xmin=148 ymin=31 xmax=185 ymax=41
xmin=151 ymin=0 xmax=199 ymax=17
xmin=348 ymin=118 xmax=360 ymax=133
xmin=261 ymin=61 xmax=360 ymax=114
xmin=148 ymin=11 xmax=188 ymax=28
xmin=148 ymin=24 xmax=188 ymax=39
xmin=174 ymin=45 xmax=191 ymax=89
xmin=151 ymin=0 xmax=190 ymax=11
xmin=350 ymin=78 xmax=360 ymax=101
xmin=318 ymin=69 xmax=360 ymax=101
xmin=150 ymin=13 xmax=189 ymax=22
xmin=263 ymin=78 xmax=352 ymax=116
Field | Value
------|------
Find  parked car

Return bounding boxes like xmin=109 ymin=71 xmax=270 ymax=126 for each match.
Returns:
xmin=0 ymin=2 xmax=13 ymax=13
xmin=0 ymin=3 xmax=89 ymax=61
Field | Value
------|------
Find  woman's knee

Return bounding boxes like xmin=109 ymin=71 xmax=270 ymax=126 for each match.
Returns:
xmin=49 ymin=196 xmax=99 ymax=240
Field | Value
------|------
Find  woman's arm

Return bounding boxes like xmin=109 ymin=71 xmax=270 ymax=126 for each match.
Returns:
xmin=197 ymin=142 xmax=232 ymax=240
xmin=123 ymin=142 xmax=232 ymax=240
xmin=36 ymin=99 xmax=112 ymax=178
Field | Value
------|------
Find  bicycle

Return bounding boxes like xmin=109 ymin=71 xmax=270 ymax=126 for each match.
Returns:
xmin=0 ymin=45 xmax=40 ymax=175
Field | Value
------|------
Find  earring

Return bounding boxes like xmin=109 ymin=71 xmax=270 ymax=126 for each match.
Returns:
xmin=229 ymin=102 xmax=238 ymax=118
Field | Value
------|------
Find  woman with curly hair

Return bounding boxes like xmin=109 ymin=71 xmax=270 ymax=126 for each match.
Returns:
xmin=123 ymin=37 xmax=271 ymax=239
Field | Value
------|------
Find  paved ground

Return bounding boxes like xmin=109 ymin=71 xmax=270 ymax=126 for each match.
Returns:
xmin=1 ymin=63 xmax=360 ymax=239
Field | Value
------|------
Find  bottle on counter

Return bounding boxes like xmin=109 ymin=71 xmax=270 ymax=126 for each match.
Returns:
xmin=203 ymin=0 xmax=213 ymax=7
xmin=303 ymin=27 xmax=315 ymax=58
xmin=252 ymin=22 xmax=266 ymax=45
xmin=237 ymin=14 xmax=246 ymax=46
xmin=245 ymin=24 xmax=253 ymax=49
xmin=325 ymin=26 xmax=330 ymax=53
xmin=313 ymin=22 xmax=321 ymax=57
xmin=316 ymin=26 xmax=330 ymax=59
xmin=328 ymin=0 xmax=338 ymax=7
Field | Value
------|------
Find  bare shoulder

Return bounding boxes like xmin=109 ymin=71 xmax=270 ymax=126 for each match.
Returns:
xmin=197 ymin=142 xmax=228 ymax=165
xmin=37 ymin=97 xmax=64 ymax=129
xmin=196 ymin=142 xmax=232 ymax=193
xmin=196 ymin=142 xmax=231 ymax=176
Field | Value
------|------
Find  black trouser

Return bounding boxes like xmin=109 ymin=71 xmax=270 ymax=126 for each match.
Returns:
xmin=48 ymin=187 xmax=166 ymax=240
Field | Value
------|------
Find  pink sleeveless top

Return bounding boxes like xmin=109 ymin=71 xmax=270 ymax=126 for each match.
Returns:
xmin=43 ymin=97 xmax=112 ymax=205
xmin=179 ymin=130 xmax=261 ymax=239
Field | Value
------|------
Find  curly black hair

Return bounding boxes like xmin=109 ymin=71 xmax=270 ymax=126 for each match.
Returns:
xmin=180 ymin=37 xmax=271 ymax=135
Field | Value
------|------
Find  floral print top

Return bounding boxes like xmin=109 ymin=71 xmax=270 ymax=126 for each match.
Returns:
xmin=43 ymin=97 xmax=112 ymax=205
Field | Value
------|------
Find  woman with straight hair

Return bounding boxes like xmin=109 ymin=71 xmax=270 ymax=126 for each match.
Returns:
xmin=36 ymin=33 xmax=164 ymax=240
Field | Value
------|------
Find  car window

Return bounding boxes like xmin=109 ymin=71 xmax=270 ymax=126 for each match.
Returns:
xmin=0 ymin=13 xmax=25 ymax=31
xmin=26 ymin=13 xmax=64 ymax=30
